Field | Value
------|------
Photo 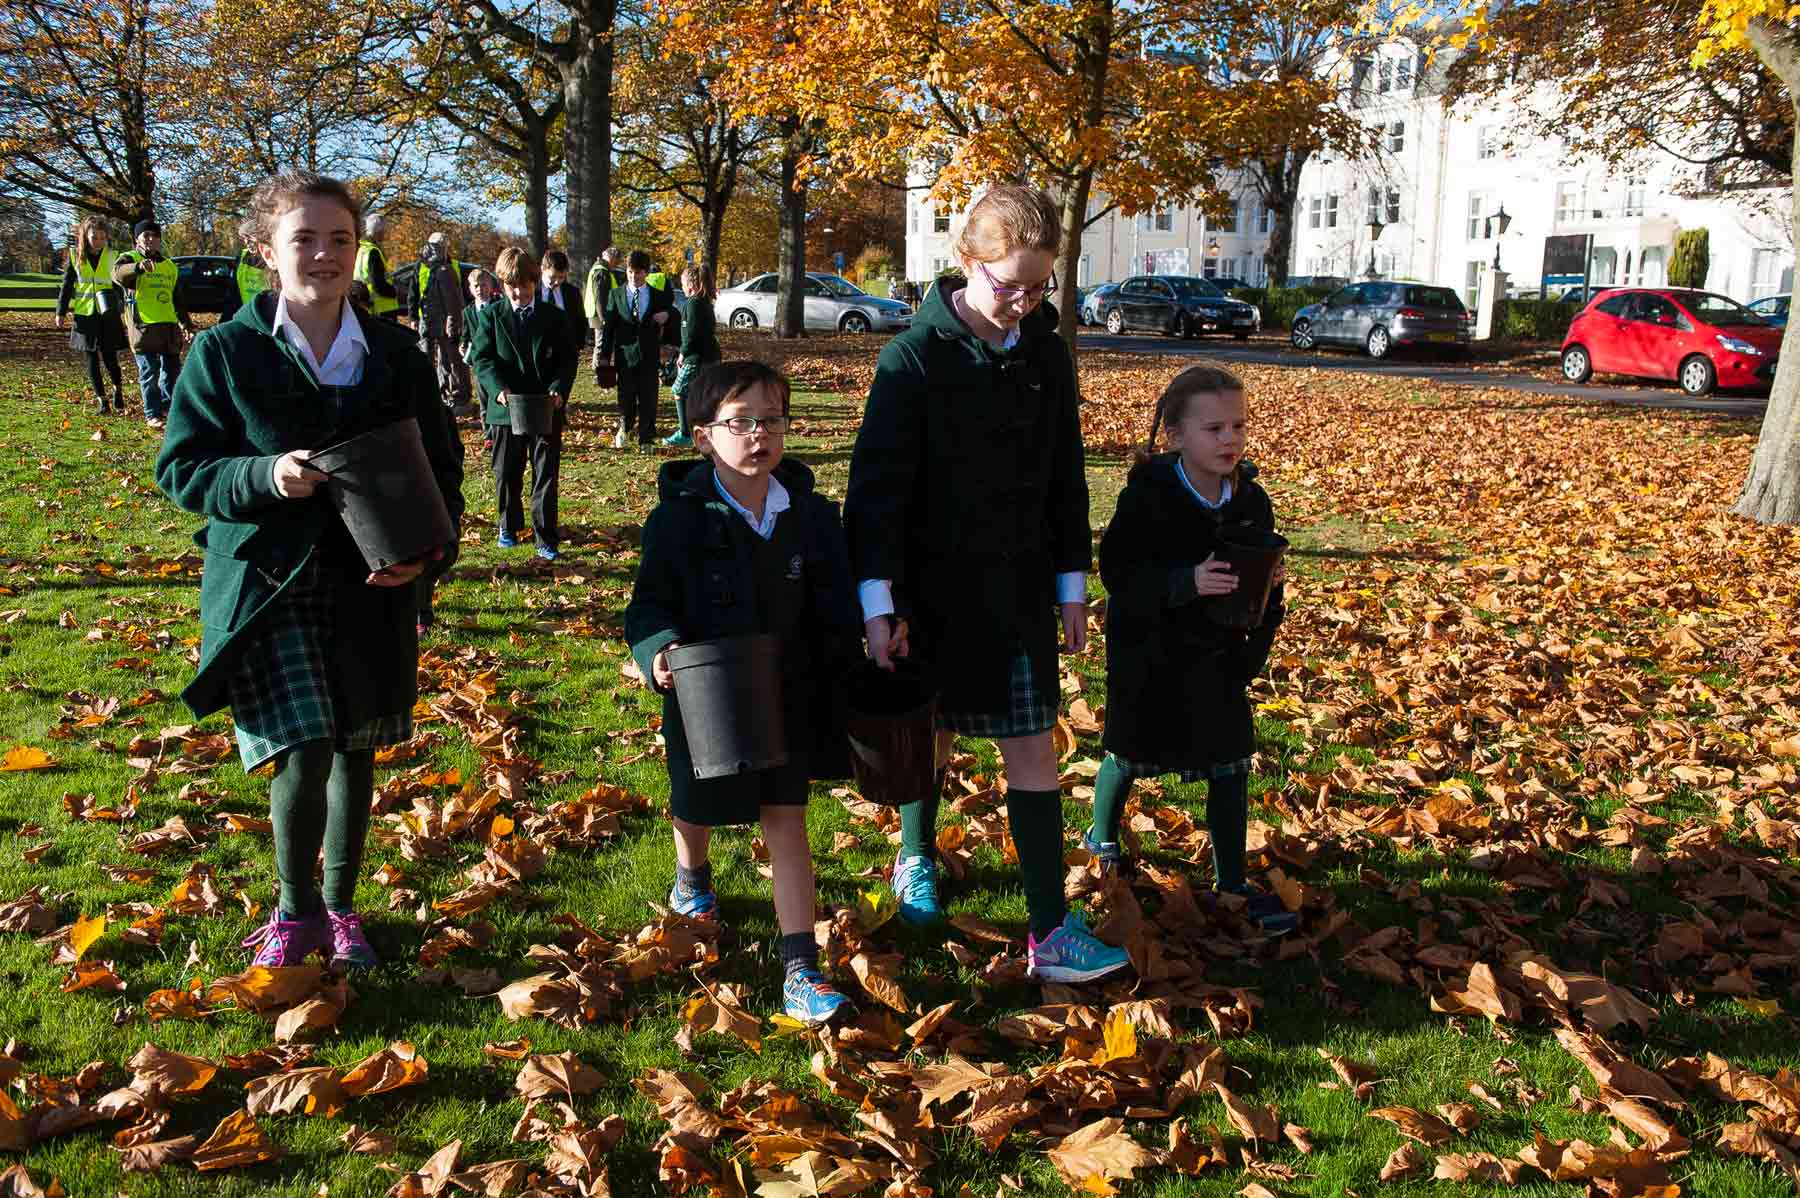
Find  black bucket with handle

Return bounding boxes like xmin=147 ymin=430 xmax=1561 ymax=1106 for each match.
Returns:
xmin=843 ymin=658 xmax=938 ymax=807
xmin=506 ymin=393 xmax=557 ymax=436
xmin=667 ymin=633 xmax=788 ymax=779
xmin=1204 ymin=529 xmax=1289 ymax=630
xmin=303 ymin=417 xmax=454 ymax=573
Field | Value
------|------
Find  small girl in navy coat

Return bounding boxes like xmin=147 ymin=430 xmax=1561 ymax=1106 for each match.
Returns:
xmin=1089 ymin=363 xmax=1297 ymax=936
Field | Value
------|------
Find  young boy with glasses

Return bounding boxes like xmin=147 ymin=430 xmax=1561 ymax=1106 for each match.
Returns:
xmin=625 ymin=359 xmax=862 ymax=1026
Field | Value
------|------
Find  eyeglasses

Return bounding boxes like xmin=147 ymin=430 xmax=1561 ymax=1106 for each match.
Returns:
xmin=977 ymin=260 xmax=1057 ymax=301
xmin=707 ymin=415 xmax=791 ymax=436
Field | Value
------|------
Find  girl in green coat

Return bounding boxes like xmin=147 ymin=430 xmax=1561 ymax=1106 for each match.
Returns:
xmin=844 ymin=186 xmax=1129 ymax=985
xmin=155 ymin=171 xmax=464 ymax=971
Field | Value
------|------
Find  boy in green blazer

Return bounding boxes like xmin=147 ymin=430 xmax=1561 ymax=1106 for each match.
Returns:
xmin=466 ymin=247 xmax=578 ymax=561
xmin=597 ymin=248 xmax=674 ymax=449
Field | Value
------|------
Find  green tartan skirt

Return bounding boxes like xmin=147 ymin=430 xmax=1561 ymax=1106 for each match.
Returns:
xmin=227 ymin=558 xmax=413 ymax=771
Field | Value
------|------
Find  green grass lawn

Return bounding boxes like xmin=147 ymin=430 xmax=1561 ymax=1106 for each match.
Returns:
xmin=0 ymin=316 xmax=1795 ymax=1196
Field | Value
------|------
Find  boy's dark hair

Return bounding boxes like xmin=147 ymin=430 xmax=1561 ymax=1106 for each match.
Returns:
xmin=1137 ymin=362 xmax=1246 ymax=466
xmin=689 ymin=360 xmax=792 ymax=428
xmin=627 ymin=249 xmax=652 ymax=271
xmin=541 ymin=248 xmax=569 ymax=273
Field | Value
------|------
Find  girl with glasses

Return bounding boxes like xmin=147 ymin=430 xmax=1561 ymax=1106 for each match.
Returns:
xmin=844 ymin=185 xmax=1130 ymax=984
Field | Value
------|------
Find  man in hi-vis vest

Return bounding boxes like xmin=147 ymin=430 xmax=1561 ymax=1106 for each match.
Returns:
xmin=112 ymin=218 xmax=193 ymax=429
xmin=355 ymin=213 xmax=401 ymax=319
xmin=584 ymin=245 xmax=625 ymax=390
xmin=415 ymin=232 xmax=471 ymax=417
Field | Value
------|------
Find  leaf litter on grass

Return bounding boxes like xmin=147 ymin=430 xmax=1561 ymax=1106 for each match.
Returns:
xmin=1 ymin=324 xmax=1800 ymax=1192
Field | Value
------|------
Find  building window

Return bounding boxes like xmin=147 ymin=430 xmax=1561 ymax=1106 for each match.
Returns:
xmin=1386 ymin=121 xmax=1405 ymax=153
xmin=1258 ymin=202 xmax=1273 ymax=234
xmin=1477 ymin=127 xmax=1499 ymax=160
xmin=932 ymin=211 xmax=950 ymax=234
xmin=1378 ymin=57 xmax=1394 ymax=93
xmin=1555 ymin=182 xmax=1581 ymax=226
xmin=930 ymin=257 xmax=951 ymax=275
xmin=1220 ymin=256 xmax=1238 ymax=279
xmin=1751 ymin=248 xmax=1782 ymax=297
xmin=1623 ymin=175 xmax=1647 ymax=217
xmin=1467 ymin=193 xmax=1488 ymax=240
xmin=1385 ymin=189 xmax=1402 ymax=224
xmin=1139 ymin=208 xmax=1173 ymax=232
xmin=1309 ymin=196 xmax=1322 ymax=229
xmin=1214 ymin=201 xmax=1237 ymax=233
xmin=909 ymin=205 xmax=919 ymax=232
xmin=1367 ymin=187 xmax=1381 ymax=225
xmin=1396 ymin=53 xmax=1414 ymax=91
xmin=1325 ymin=193 xmax=1339 ymax=229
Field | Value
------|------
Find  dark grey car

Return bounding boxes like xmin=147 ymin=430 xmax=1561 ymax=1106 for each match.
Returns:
xmin=1098 ymin=275 xmax=1260 ymax=339
xmin=1290 ymin=281 xmax=1471 ymax=358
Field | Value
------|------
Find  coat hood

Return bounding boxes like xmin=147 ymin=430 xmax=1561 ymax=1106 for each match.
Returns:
xmin=655 ymin=456 xmax=820 ymax=504
xmin=914 ymin=275 xmax=1061 ymax=346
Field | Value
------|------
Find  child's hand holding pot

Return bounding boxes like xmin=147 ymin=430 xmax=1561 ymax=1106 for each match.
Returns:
xmin=1193 ymin=554 xmax=1239 ymax=596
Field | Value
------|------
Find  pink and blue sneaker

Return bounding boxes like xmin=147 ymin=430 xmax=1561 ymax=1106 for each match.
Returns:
xmin=327 ymin=910 xmax=380 ymax=970
xmin=890 ymin=853 xmax=942 ymax=926
xmin=242 ymin=909 xmax=329 ymax=968
xmin=668 ymin=878 xmax=719 ymax=922
xmin=1027 ymin=911 xmax=1131 ymax=984
xmin=783 ymin=967 xmax=854 ymax=1026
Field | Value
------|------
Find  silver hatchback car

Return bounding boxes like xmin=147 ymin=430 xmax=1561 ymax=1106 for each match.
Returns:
xmin=716 ymin=272 xmax=914 ymax=333
xmin=1291 ymin=281 xmax=1471 ymax=358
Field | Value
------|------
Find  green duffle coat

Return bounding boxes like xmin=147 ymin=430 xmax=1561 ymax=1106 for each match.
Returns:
xmin=154 ymin=292 xmax=465 ymax=723
xmin=626 ymin=458 xmax=861 ymax=824
xmin=843 ymin=277 xmax=1091 ymax=716
xmin=465 ymin=299 xmax=578 ymax=428
xmin=1097 ymin=456 xmax=1284 ymax=771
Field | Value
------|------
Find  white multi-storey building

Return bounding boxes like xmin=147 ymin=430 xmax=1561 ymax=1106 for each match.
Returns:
xmin=904 ymin=44 xmax=1794 ymax=304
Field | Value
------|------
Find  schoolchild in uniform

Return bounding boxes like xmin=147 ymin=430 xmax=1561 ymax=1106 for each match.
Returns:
xmin=1087 ymin=363 xmax=1297 ymax=935
xmin=598 ymin=249 xmax=674 ymax=449
xmin=538 ymin=249 xmax=586 ymax=362
xmin=54 ymin=216 xmax=127 ymax=414
xmin=625 ymin=360 xmax=862 ymax=1025
xmin=466 ymin=247 xmax=577 ymax=561
xmin=113 ymin=217 xmax=195 ymax=429
xmin=154 ymin=171 xmax=464 ymax=968
xmin=844 ymin=185 xmax=1129 ymax=984
xmin=664 ymin=264 xmax=720 ymax=449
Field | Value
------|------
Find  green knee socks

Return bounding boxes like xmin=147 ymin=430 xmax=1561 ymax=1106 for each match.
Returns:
xmin=1207 ymin=773 xmax=1249 ymax=892
xmin=1090 ymin=755 xmax=1131 ymax=844
xmin=270 ymin=742 xmax=378 ymax=916
xmin=323 ymin=748 xmax=376 ymax=912
xmin=898 ymin=769 xmax=946 ymax=860
xmin=1007 ymin=787 xmax=1068 ymax=939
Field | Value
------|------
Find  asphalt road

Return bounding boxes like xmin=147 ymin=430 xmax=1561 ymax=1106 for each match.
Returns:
xmin=1077 ymin=330 xmax=1770 ymax=418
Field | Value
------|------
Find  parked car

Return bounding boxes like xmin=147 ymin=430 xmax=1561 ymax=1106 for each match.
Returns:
xmin=1096 ymin=275 xmax=1260 ymax=339
xmin=1548 ymin=283 xmax=1617 ymax=306
xmin=1079 ymin=282 xmax=1119 ymax=326
xmin=1747 ymin=294 xmax=1790 ymax=329
xmin=1560 ymin=287 xmax=1780 ymax=396
xmin=173 ymin=255 xmax=239 ymax=316
xmin=1290 ymin=281 xmax=1471 ymax=358
xmin=716 ymin=272 xmax=913 ymax=333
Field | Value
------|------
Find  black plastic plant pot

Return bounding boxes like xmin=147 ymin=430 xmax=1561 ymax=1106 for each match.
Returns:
xmin=506 ymin=393 xmax=556 ymax=436
xmin=667 ymin=633 xmax=789 ymax=780
xmin=1205 ymin=529 xmax=1290 ymax=629
xmin=303 ymin=418 xmax=454 ymax=573
xmin=843 ymin=658 xmax=938 ymax=807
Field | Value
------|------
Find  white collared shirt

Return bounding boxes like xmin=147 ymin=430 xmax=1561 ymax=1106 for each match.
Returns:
xmin=273 ymin=294 xmax=367 ymax=386
xmin=1175 ymin=459 xmax=1233 ymax=509
xmin=541 ymin=283 xmax=565 ymax=311
xmin=714 ymin=471 xmax=790 ymax=541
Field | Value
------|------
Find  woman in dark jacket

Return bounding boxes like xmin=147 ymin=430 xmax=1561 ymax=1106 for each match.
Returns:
xmin=53 ymin=216 xmax=127 ymax=414
xmin=155 ymin=171 xmax=463 ymax=972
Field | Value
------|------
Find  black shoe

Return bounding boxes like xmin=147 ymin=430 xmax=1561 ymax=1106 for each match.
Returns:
xmin=1217 ymin=883 xmax=1300 ymax=937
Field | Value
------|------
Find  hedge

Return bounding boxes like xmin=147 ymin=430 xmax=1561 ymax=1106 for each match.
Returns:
xmin=1229 ymin=285 xmax=1335 ymax=330
xmin=1496 ymin=298 xmax=1574 ymax=343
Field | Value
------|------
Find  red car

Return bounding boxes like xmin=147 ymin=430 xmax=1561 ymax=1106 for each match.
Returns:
xmin=1560 ymin=287 xmax=1781 ymax=396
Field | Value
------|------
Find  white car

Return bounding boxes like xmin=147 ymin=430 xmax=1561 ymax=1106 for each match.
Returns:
xmin=717 ymin=272 xmax=913 ymax=333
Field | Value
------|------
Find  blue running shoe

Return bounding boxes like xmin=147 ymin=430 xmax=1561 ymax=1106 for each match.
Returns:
xmin=662 ymin=432 xmax=694 ymax=448
xmin=496 ymin=531 xmax=519 ymax=549
xmin=1220 ymin=883 xmax=1300 ymax=937
xmin=1027 ymin=911 xmax=1131 ymax=984
xmin=536 ymin=544 xmax=559 ymax=562
xmin=668 ymin=879 xmax=719 ymax=922
xmin=890 ymin=853 xmax=942 ymax=926
xmin=783 ymin=966 xmax=854 ymax=1026
xmin=1080 ymin=825 xmax=1123 ymax=868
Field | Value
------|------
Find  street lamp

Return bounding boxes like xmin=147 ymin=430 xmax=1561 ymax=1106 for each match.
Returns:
xmin=1483 ymin=204 xmax=1511 ymax=270
xmin=1365 ymin=218 xmax=1384 ymax=278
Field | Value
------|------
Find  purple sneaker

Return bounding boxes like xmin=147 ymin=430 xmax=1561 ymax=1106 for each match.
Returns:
xmin=327 ymin=910 xmax=380 ymax=970
xmin=242 ymin=909 xmax=329 ymax=967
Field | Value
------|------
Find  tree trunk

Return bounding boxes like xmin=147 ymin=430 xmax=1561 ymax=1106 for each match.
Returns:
xmin=1736 ymin=18 xmax=1800 ymax=525
xmin=562 ymin=0 xmax=615 ymax=275
xmin=525 ymin=124 xmax=551 ymax=258
xmin=775 ymin=123 xmax=806 ymax=340
xmin=1054 ymin=170 xmax=1093 ymax=363
xmin=1250 ymin=150 xmax=1305 ymax=288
